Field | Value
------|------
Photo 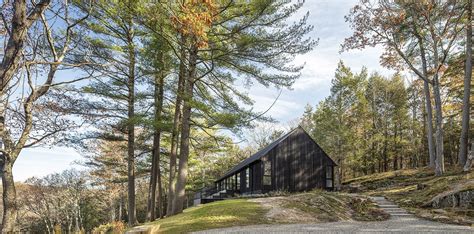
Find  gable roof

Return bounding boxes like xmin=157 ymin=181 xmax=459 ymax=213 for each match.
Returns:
xmin=216 ymin=126 xmax=337 ymax=182
xmin=216 ymin=127 xmax=299 ymax=181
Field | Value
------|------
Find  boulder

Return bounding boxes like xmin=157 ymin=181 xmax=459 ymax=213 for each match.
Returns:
xmin=423 ymin=180 xmax=474 ymax=209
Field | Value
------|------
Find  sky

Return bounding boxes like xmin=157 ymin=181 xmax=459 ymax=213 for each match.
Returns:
xmin=13 ymin=0 xmax=394 ymax=182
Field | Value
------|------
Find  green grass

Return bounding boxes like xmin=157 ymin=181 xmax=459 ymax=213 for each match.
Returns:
xmin=144 ymin=199 xmax=269 ymax=233
xmin=132 ymin=190 xmax=389 ymax=233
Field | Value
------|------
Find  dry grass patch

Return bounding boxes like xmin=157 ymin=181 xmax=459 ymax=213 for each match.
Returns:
xmin=252 ymin=190 xmax=389 ymax=223
xmin=344 ymin=167 xmax=474 ymax=225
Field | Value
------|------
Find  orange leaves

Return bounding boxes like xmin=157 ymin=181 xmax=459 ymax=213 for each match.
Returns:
xmin=171 ymin=0 xmax=218 ymax=48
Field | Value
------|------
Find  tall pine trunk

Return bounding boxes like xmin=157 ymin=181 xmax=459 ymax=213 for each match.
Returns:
xmin=167 ymin=36 xmax=187 ymax=216
xmin=126 ymin=28 xmax=137 ymax=226
xmin=459 ymin=0 xmax=472 ymax=167
xmin=173 ymin=45 xmax=198 ymax=214
xmin=393 ymin=126 xmax=398 ymax=171
xmin=433 ymin=77 xmax=445 ymax=176
xmin=147 ymin=69 xmax=165 ymax=220
xmin=431 ymin=37 xmax=445 ymax=176
xmin=147 ymin=142 xmax=158 ymax=221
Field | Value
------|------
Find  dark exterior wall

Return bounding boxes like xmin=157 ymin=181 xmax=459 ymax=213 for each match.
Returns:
xmin=268 ymin=127 xmax=335 ymax=192
xmin=214 ymin=127 xmax=336 ymax=195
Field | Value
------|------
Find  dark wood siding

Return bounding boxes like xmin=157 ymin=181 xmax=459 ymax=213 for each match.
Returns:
xmin=215 ymin=126 xmax=336 ymax=195
xmin=266 ymin=127 xmax=335 ymax=192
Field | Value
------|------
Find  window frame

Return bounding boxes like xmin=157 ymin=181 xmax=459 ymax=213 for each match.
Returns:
xmin=325 ymin=165 xmax=333 ymax=188
xmin=263 ymin=160 xmax=272 ymax=186
xmin=236 ymin=173 xmax=240 ymax=190
xmin=245 ymin=167 xmax=250 ymax=189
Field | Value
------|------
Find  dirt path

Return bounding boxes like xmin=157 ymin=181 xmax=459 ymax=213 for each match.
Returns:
xmin=194 ymin=196 xmax=474 ymax=233
xmin=249 ymin=196 xmax=320 ymax=223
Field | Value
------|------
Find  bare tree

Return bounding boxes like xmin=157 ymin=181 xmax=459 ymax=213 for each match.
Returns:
xmin=464 ymin=142 xmax=474 ymax=171
xmin=0 ymin=0 xmax=91 ymax=231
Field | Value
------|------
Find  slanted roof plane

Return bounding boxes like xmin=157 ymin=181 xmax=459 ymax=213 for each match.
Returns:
xmin=216 ymin=127 xmax=299 ymax=181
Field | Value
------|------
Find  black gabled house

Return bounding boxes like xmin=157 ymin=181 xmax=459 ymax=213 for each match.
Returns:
xmin=214 ymin=126 xmax=336 ymax=196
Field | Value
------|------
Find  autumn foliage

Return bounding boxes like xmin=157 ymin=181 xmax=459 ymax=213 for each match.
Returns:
xmin=171 ymin=0 xmax=218 ymax=48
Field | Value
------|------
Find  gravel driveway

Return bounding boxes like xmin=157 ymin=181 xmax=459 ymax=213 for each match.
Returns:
xmin=194 ymin=196 xmax=474 ymax=234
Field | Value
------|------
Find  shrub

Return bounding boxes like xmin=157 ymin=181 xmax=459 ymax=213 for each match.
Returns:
xmin=92 ymin=221 xmax=125 ymax=234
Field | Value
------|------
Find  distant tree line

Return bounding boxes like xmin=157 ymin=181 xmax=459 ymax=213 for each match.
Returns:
xmin=302 ymin=0 xmax=473 ymax=185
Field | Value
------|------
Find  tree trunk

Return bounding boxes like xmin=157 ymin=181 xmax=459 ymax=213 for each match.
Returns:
xmin=126 ymin=89 xmax=137 ymax=226
xmin=400 ymin=135 xmax=404 ymax=169
xmin=464 ymin=143 xmax=474 ymax=171
xmin=432 ymin=77 xmax=445 ymax=176
xmin=147 ymin=69 xmax=165 ymax=221
xmin=383 ymin=128 xmax=388 ymax=172
xmin=156 ymin=155 xmax=163 ymax=218
xmin=2 ymin=162 xmax=18 ymax=232
xmin=459 ymin=0 xmax=472 ymax=167
xmin=0 ymin=0 xmax=50 ymax=90
xmin=147 ymin=137 xmax=158 ymax=221
xmin=0 ymin=2 xmax=50 ymax=231
xmin=155 ymin=45 xmax=166 ymax=220
xmin=126 ymin=29 xmax=137 ymax=226
xmin=429 ymin=30 xmax=445 ymax=176
xmin=416 ymin=34 xmax=436 ymax=168
xmin=173 ymin=45 xmax=198 ymax=214
xmin=110 ymin=198 xmax=116 ymax=222
xmin=119 ymin=189 xmax=124 ymax=221
xmin=393 ymin=126 xmax=398 ymax=171
xmin=423 ymin=78 xmax=436 ymax=168
xmin=167 ymin=36 xmax=186 ymax=216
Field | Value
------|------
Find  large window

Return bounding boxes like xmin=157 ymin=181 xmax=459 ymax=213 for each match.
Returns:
xmin=236 ymin=173 xmax=240 ymax=190
xmin=226 ymin=177 xmax=232 ymax=190
xmin=263 ymin=161 xmax=272 ymax=186
xmin=230 ymin=176 xmax=235 ymax=190
xmin=326 ymin=166 xmax=333 ymax=188
xmin=245 ymin=167 xmax=250 ymax=189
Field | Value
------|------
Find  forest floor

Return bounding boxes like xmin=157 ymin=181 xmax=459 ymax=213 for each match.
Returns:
xmin=127 ymin=190 xmax=388 ymax=233
xmin=343 ymin=167 xmax=474 ymax=226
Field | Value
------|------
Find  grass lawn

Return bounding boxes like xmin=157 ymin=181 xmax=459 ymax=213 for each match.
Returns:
xmin=142 ymin=199 xmax=269 ymax=233
xmin=129 ymin=190 xmax=389 ymax=233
